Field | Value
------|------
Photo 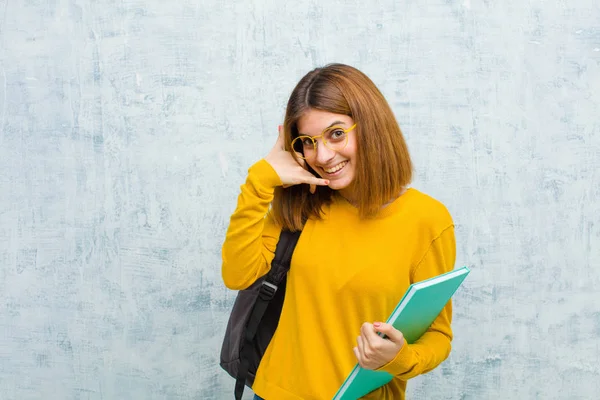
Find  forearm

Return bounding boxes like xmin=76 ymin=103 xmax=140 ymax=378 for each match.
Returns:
xmin=221 ymin=159 xmax=282 ymax=289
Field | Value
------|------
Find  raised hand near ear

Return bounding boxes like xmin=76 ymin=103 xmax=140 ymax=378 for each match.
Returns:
xmin=265 ymin=125 xmax=329 ymax=194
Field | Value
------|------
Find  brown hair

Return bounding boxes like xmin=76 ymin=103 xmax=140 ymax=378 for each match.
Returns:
xmin=270 ymin=63 xmax=413 ymax=231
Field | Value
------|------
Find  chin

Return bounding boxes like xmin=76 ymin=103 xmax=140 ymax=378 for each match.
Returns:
xmin=327 ymin=178 xmax=353 ymax=191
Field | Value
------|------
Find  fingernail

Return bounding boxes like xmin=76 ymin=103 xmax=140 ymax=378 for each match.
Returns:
xmin=373 ymin=322 xmax=381 ymax=328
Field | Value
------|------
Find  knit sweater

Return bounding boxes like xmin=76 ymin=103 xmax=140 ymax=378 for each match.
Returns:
xmin=222 ymin=159 xmax=456 ymax=400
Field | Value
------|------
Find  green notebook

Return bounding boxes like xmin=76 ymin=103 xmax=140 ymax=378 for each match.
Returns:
xmin=332 ymin=266 xmax=471 ymax=400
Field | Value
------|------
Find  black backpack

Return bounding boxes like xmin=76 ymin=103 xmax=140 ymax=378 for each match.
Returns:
xmin=220 ymin=230 xmax=301 ymax=400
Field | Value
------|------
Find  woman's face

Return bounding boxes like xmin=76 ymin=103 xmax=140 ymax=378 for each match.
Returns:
xmin=296 ymin=109 xmax=358 ymax=198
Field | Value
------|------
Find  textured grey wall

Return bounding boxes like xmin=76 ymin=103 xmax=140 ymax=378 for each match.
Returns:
xmin=0 ymin=0 xmax=598 ymax=399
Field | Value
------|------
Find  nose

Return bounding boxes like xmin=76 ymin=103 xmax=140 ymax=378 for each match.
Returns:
xmin=314 ymin=140 xmax=336 ymax=165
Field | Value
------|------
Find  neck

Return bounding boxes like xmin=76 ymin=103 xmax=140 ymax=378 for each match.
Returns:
xmin=338 ymin=187 xmax=408 ymax=209
xmin=338 ymin=185 xmax=358 ymax=206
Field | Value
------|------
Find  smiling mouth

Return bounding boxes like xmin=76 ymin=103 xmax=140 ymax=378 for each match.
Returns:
xmin=322 ymin=161 xmax=348 ymax=175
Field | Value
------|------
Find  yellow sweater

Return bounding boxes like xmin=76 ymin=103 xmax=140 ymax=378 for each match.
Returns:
xmin=222 ymin=160 xmax=456 ymax=400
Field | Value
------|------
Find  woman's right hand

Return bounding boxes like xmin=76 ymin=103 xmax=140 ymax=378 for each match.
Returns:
xmin=264 ymin=125 xmax=330 ymax=194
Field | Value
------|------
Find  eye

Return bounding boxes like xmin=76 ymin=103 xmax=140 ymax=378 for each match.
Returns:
xmin=329 ymin=129 xmax=345 ymax=140
xmin=301 ymin=137 xmax=314 ymax=147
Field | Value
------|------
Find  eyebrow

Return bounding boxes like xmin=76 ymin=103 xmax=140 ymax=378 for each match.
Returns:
xmin=299 ymin=120 xmax=346 ymax=137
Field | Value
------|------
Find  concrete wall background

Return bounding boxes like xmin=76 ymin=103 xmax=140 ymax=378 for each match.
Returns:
xmin=0 ymin=0 xmax=598 ymax=399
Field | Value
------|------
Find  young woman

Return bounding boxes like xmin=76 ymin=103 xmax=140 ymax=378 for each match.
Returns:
xmin=222 ymin=63 xmax=456 ymax=400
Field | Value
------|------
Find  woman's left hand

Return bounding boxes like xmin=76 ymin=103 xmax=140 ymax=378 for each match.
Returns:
xmin=353 ymin=322 xmax=406 ymax=370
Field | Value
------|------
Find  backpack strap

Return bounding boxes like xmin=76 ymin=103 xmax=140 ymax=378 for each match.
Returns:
xmin=235 ymin=229 xmax=302 ymax=400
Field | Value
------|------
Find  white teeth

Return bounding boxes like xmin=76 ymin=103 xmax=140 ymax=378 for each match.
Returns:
xmin=324 ymin=161 xmax=347 ymax=173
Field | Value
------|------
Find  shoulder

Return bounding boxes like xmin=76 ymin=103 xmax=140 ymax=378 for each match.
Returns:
xmin=402 ymin=188 xmax=454 ymax=235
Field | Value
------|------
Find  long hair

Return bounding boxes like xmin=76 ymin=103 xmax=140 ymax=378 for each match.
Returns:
xmin=270 ymin=63 xmax=413 ymax=231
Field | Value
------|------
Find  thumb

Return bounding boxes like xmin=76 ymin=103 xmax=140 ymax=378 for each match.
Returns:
xmin=373 ymin=322 xmax=404 ymax=343
xmin=274 ymin=124 xmax=285 ymax=149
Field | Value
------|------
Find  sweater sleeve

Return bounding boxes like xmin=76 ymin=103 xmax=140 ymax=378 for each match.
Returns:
xmin=221 ymin=159 xmax=283 ymax=290
xmin=376 ymin=225 xmax=456 ymax=379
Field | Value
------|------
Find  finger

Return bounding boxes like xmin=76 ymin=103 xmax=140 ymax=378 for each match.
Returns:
xmin=275 ymin=125 xmax=285 ymax=149
xmin=356 ymin=336 xmax=367 ymax=362
xmin=361 ymin=322 xmax=378 ymax=348
xmin=294 ymin=152 xmax=306 ymax=167
xmin=310 ymin=183 xmax=316 ymax=194
xmin=353 ymin=346 xmax=363 ymax=367
xmin=373 ymin=322 xmax=404 ymax=344
xmin=300 ymin=174 xmax=329 ymax=187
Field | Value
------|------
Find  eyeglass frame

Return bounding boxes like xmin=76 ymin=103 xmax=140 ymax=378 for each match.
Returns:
xmin=291 ymin=123 xmax=357 ymax=160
